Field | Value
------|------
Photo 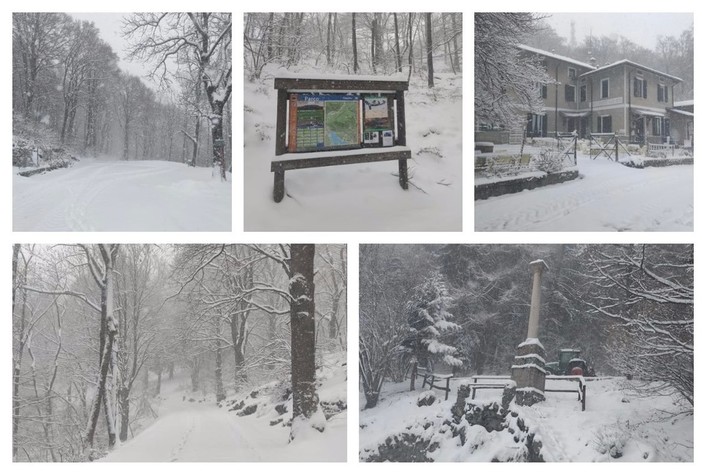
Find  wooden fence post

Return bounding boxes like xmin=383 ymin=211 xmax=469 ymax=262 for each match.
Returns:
xmin=410 ymin=361 xmax=418 ymax=391
xmin=275 ymin=89 xmax=287 ymax=156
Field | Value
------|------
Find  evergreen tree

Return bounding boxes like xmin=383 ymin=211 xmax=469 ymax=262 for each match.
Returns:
xmin=405 ymin=272 xmax=461 ymax=371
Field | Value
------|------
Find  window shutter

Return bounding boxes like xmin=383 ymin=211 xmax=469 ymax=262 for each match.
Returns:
xmin=665 ymin=86 xmax=669 ymax=103
xmin=643 ymin=80 xmax=647 ymax=98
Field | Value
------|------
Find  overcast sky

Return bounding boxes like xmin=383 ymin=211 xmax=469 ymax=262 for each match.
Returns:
xmin=69 ymin=13 xmax=152 ymax=82
xmin=545 ymin=13 xmax=693 ymax=50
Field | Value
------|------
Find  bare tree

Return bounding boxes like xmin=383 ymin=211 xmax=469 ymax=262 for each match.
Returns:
xmin=124 ymin=13 xmax=232 ymax=180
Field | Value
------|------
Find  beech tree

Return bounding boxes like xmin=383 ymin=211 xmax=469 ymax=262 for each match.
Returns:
xmin=124 ymin=13 xmax=232 ymax=180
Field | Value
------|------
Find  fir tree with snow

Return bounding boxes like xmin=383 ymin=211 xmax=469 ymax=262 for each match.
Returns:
xmin=405 ymin=271 xmax=462 ymax=371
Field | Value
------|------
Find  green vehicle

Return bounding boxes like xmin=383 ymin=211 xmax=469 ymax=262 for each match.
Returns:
xmin=544 ymin=349 xmax=595 ymax=377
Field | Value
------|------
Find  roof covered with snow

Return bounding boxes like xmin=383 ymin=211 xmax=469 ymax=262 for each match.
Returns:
xmin=669 ymin=108 xmax=694 ymax=117
xmin=580 ymin=60 xmax=683 ymax=82
xmin=275 ymin=71 xmax=409 ymax=82
xmin=674 ymin=99 xmax=694 ymax=107
xmin=518 ymin=44 xmax=596 ymax=70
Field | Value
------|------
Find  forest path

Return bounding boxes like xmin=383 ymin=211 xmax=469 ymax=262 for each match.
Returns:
xmin=13 ymin=159 xmax=231 ymax=231
xmin=101 ymin=395 xmax=265 ymax=462
xmin=475 ymin=158 xmax=693 ymax=231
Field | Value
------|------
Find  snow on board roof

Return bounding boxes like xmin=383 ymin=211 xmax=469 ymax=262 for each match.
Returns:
xmin=275 ymin=71 xmax=409 ymax=82
xmin=674 ymin=99 xmax=694 ymax=107
xmin=579 ymin=60 xmax=683 ymax=82
xmin=518 ymin=44 xmax=595 ymax=70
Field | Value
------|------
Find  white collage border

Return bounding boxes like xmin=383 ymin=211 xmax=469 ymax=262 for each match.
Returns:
xmin=2 ymin=0 xmax=699 ymax=472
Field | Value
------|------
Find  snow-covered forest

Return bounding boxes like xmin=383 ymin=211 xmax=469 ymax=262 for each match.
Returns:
xmin=12 ymin=244 xmax=347 ymax=462
xmin=360 ymin=244 xmax=693 ymax=461
xmin=244 ymin=12 xmax=462 ymax=231
xmin=13 ymin=13 xmax=232 ymax=231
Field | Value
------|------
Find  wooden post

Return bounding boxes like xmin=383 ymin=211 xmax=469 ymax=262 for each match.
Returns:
xmin=396 ymin=91 xmax=406 ymax=146
xmin=582 ymin=384 xmax=586 ymax=411
xmin=574 ymin=133 xmax=578 ymax=165
xmin=273 ymin=169 xmax=285 ymax=202
xmin=615 ymin=133 xmax=619 ymax=162
xmin=410 ymin=361 xmax=418 ymax=391
xmin=445 ymin=377 xmax=451 ymax=400
xmin=275 ymin=89 xmax=287 ymax=156
xmin=398 ymin=158 xmax=408 ymax=189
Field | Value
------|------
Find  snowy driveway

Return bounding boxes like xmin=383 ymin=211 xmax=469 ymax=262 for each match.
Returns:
xmin=474 ymin=158 xmax=693 ymax=231
xmin=13 ymin=159 xmax=231 ymax=231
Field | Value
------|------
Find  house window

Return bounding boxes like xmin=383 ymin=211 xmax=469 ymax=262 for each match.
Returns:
xmin=634 ymin=77 xmax=648 ymax=98
xmin=663 ymin=118 xmax=670 ymax=137
xmin=598 ymin=115 xmax=612 ymax=133
xmin=580 ymin=85 xmax=587 ymax=102
xmin=601 ymin=78 xmax=609 ymax=99
xmin=568 ymin=67 xmax=577 ymax=80
xmin=540 ymin=83 xmax=547 ymax=99
xmin=657 ymin=84 xmax=669 ymax=102
xmin=565 ymin=84 xmax=575 ymax=102
xmin=652 ymin=117 xmax=662 ymax=136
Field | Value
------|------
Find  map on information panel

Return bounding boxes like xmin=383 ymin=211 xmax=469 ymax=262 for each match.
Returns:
xmin=288 ymin=93 xmax=360 ymax=152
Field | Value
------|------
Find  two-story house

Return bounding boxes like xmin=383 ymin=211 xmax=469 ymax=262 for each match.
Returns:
xmin=511 ymin=45 xmax=691 ymax=147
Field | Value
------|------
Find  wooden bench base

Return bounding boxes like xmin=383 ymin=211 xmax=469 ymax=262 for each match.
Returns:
xmin=271 ymin=149 xmax=411 ymax=202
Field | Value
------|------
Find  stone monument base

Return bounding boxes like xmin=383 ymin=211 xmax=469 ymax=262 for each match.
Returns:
xmin=510 ymin=339 xmax=547 ymax=406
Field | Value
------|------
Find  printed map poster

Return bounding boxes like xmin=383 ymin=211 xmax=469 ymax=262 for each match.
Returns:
xmin=289 ymin=93 xmax=325 ymax=152
xmin=288 ymin=93 xmax=360 ymax=152
xmin=323 ymin=94 xmax=361 ymax=148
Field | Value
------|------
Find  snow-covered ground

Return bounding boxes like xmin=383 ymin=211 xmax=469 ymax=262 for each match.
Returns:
xmin=475 ymin=156 xmax=693 ymax=231
xmin=102 ymin=354 xmax=346 ymax=462
xmin=360 ymin=378 xmax=693 ymax=462
xmin=244 ymin=71 xmax=462 ymax=231
xmin=13 ymin=158 xmax=231 ymax=231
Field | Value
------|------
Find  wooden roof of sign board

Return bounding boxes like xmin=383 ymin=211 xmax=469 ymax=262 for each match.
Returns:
xmin=275 ymin=73 xmax=409 ymax=91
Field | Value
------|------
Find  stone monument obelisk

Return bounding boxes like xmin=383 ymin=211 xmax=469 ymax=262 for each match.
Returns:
xmin=510 ymin=259 xmax=548 ymax=405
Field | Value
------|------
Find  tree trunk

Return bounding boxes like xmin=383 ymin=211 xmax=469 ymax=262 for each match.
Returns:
xmin=394 ymin=13 xmax=402 ymax=72
xmin=123 ymin=115 xmax=130 ymax=160
xmin=190 ymin=359 xmax=200 ymax=392
xmin=118 ymin=388 xmax=130 ymax=442
xmin=266 ymin=13 xmax=275 ymax=60
xmin=425 ymin=13 xmax=434 ymax=88
xmin=289 ymin=244 xmax=318 ymax=423
xmin=326 ymin=13 xmax=332 ymax=65
xmin=211 ymin=104 xmax=227 ymax=180
xmin=214 ymin=340 xmax=225 ymax=403
xmin=352 ymin=13 xmax=359 ymax=73
xmin=408 ymin=13 xmax=415 ymax=79
xmin=451 ymin=13 xmax=461 ymax=73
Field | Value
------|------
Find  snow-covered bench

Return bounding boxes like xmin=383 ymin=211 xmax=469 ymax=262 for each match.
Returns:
xmin=410 ymin=364 xmax=454 ymax=400
xmin=271 ymin=75 xmax=411 ymax=202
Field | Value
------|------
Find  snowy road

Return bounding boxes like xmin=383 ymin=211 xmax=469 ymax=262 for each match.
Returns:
xmin=101 ymin=384 xmax=346 ymax=462
xmin=102 ymin=400 xmax=264 ymax=462
xmin=475 ymin=158 xmax=693 ymax=231
xmin=13 ymin=159 xmax=231 ymax=231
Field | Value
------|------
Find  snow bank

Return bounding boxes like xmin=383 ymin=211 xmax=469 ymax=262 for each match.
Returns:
xmin=475 ymin=156 xmax=692 ymax=231
xmin=360 ymin=378 xmax=692 ymax=461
